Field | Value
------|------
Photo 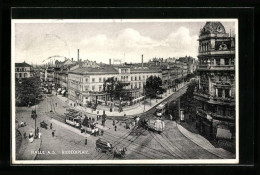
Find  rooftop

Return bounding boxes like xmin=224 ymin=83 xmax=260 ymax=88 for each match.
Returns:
xmin=15 ymin=62 xmax=32 ymax=67
xmin=69 ymin=66 xmax=118 ymax=75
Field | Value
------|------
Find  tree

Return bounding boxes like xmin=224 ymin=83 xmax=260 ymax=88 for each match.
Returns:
xmin=103 ymin=77 xmax=130 ymax=101
xmin=15 ymin=77 xmax=41 ymax=106
xmin=82 ymin=117 xmax=89 ymax=127
xmin=180 ymin=81 xmax=198 ymax=114
xmin=144 ymin=76 xmax=163 ymax=99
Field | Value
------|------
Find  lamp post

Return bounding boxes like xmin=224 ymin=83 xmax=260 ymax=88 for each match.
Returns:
xmin=143 ymin=88 xmax=145 ymax=111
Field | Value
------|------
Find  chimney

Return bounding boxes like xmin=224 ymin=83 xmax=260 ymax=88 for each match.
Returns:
xmin=141 ymin=54 xmax=143 ymax=69
xmin=77 ymin=49 xmax=79 ymax=63
xmin=109 ymin=59 xmax=111 ymax=65
xmin=72 ymin=58 xmax=73 ymax=61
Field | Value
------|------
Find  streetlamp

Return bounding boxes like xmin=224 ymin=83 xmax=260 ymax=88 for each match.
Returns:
xmin=31 ymin=92 xmax=38 ymax=138
xmin=143 ymin=88 xmax=146 ymax=111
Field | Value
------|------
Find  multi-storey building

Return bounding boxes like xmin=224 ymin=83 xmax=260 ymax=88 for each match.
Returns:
xmin=194 ymin=22 xmax=236 ymax=140
xmin=15 ymin=62 xmax=33 ymax=78
xmin=68 ymin=65 xmax=162 ymax=107
xmin=178 ymin=56 xmax=197 ymax=74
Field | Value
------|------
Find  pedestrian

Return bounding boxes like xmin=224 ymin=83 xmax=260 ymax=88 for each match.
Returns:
xmin=36 ymin=127 xmax=39 ymax=135
xmin=23 ymin=132 xmax=27 ymax=139
xmin=113 ymin=120 xmax=115 ymax=126
xmin=101 ymin=129 xmax=104 ymax=136
xmin=38 ymin=132 xmax=42 ymax=139
xmin=50 ymin=123 xmax=52 ymax=130
xmin=114 ymin=125 xmax=117 ymax=131
xmin=52 ymin=131 xmax=55 ymax=137
xmin=85 ymin=138 xmax=87 ymax=145
xmin=56 ymin=103 xmax=57 ymax=107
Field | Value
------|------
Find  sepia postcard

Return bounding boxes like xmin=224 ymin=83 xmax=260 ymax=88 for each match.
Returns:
xmin=11 ymin=19 xmax=239 ymax=164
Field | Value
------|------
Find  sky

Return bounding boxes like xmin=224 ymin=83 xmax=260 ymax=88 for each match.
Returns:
xmin=14 ymin=20 xmax=236 ymax=64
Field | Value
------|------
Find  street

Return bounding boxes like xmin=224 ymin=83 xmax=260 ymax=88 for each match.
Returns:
xmin=15 ymin=84 xmax=226 ymax=160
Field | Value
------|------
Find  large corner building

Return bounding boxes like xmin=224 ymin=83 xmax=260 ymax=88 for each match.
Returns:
xmin=194 ymin=22 xmax=236 ymax=140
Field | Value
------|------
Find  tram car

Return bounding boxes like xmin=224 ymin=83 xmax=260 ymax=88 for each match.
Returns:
xmin=81 ymin=120 xmax=99 ymax=135
xmin=155 ymin=102 xmax=167 ymax=117
xmin=143 ymin=115 xmax=165 ymax=133
xmin=64 ymin=109 xmax=82 ymax=128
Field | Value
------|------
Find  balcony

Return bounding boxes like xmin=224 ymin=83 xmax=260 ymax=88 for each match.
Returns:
xmin=194 ymin=91 xmax=235 ymax=106
xmin=198 ymin=50 xmax=235 ymax=56
xmin=197 ymin=108 xmax=235 ymax=121
xmin=198 ymin=65 xmax=235 ymax=71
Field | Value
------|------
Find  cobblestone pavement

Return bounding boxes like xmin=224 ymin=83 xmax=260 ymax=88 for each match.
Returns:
xmin=15 ymin=81 xmax=233 ymax=160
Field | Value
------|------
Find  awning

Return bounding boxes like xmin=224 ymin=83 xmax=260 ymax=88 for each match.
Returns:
xmin=216 ymin=128 xmax=232 ymax=140
xmin=57 ymin=88 xmax=62 ymax=92
xmin=61 ymin=90 xmax=66 ymax=95
xmin=97 ymin=99 xmax=105 ymax=103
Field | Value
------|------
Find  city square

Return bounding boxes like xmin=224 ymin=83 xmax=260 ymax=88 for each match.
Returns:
xmin=13 ymin=20 xmax=237 ymax=162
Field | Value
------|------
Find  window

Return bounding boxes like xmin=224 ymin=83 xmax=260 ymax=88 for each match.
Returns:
xmin=225 ymin=58 xmax=230 ymax=65
xmin=99 ymin=85 xmax=102 ymax=92
xmin=131 ymin=76 xmax=133 ymax=81
xmin=92 ymin=78 xmax=95 ymax=82
xmin=99 ymin=78 xmax=102 ymax=82
xmin=85 ymin=78 xmax=88 ymax=82
xmin=216 ymin=58 xmax=220 ymax=65
xmin=139 ymin=76 xmax=141 ymax=80
xmin=225 ymin=89 xmax=230 ymax=98
xmin=131 ymin=84 xmax=133 ymax=89
xmin=103 ymin=78 xmax=106 ymax=82
xmin=218 ymin=88 xmax=223 ymax=97
xmin=135 ymin=76 xmax=137 ymax=81
xmin=92 ymin=86 xmax=95 ymax=91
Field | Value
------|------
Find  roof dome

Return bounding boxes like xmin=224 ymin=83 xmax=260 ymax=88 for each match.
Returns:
xmin=200 ymin=22 xmax=226 ymax=36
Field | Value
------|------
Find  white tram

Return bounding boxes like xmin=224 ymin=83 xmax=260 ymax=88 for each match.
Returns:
xmin=156 ymin=102 xmax=167 ymax=117
xmin=64 ymin=109 xmax=82 ymax=128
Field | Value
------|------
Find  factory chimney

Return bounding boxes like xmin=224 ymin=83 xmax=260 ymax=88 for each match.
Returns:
xmin=77 ymin=49 xmax=80 ymax=63
xmin=141 ymin=54 xmax=143 ymax=69
xmin=109 ymin=59 xmax=111 ymax=65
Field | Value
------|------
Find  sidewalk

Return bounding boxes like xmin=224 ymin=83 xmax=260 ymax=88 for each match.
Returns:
xmin=56 ymin=82 xmax=189 ymax=117
xmin=177 ymin=123 xmax=235 ymax=159
xmin=16 ymin=126 xmax=42 ymax=160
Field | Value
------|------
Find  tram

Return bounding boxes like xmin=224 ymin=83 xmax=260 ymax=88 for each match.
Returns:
xmin=141 ymin=115 xmax=165 ymax=133
xmin=64 ymin=109 xmax=82 ymax=128
xmin=156 ymin=102 xmax=167 ymax=117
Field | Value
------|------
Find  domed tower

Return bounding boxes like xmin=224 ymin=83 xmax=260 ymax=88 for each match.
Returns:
xmin=194 ymin=22 xmax=236 ymax=141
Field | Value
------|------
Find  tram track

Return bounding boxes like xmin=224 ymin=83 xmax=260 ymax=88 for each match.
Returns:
xmin=103 ymin=128 xmax=173 ymax=159
xmin=94 ymin=127 xmax=171 ymax=160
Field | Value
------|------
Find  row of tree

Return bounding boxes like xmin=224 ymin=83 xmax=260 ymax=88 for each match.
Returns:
xmin=102 ymin=76 xmax=166 ymax=102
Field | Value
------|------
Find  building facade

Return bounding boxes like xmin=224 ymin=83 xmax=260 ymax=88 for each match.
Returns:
xmin=15 ymin=62 xmax=33 ymax=78
xmin=68 ymin=66 xmax=162 ymax=107
xmin=194 ymin=22 xmax=236 ymax=140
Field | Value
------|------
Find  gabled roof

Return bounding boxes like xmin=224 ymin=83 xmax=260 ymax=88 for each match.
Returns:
xmin=15 ymin=62 xmax=32 ymax=67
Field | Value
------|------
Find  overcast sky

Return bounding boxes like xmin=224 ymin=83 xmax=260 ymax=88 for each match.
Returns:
xmin=14 ymin=20 xmax=236 ymax=64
